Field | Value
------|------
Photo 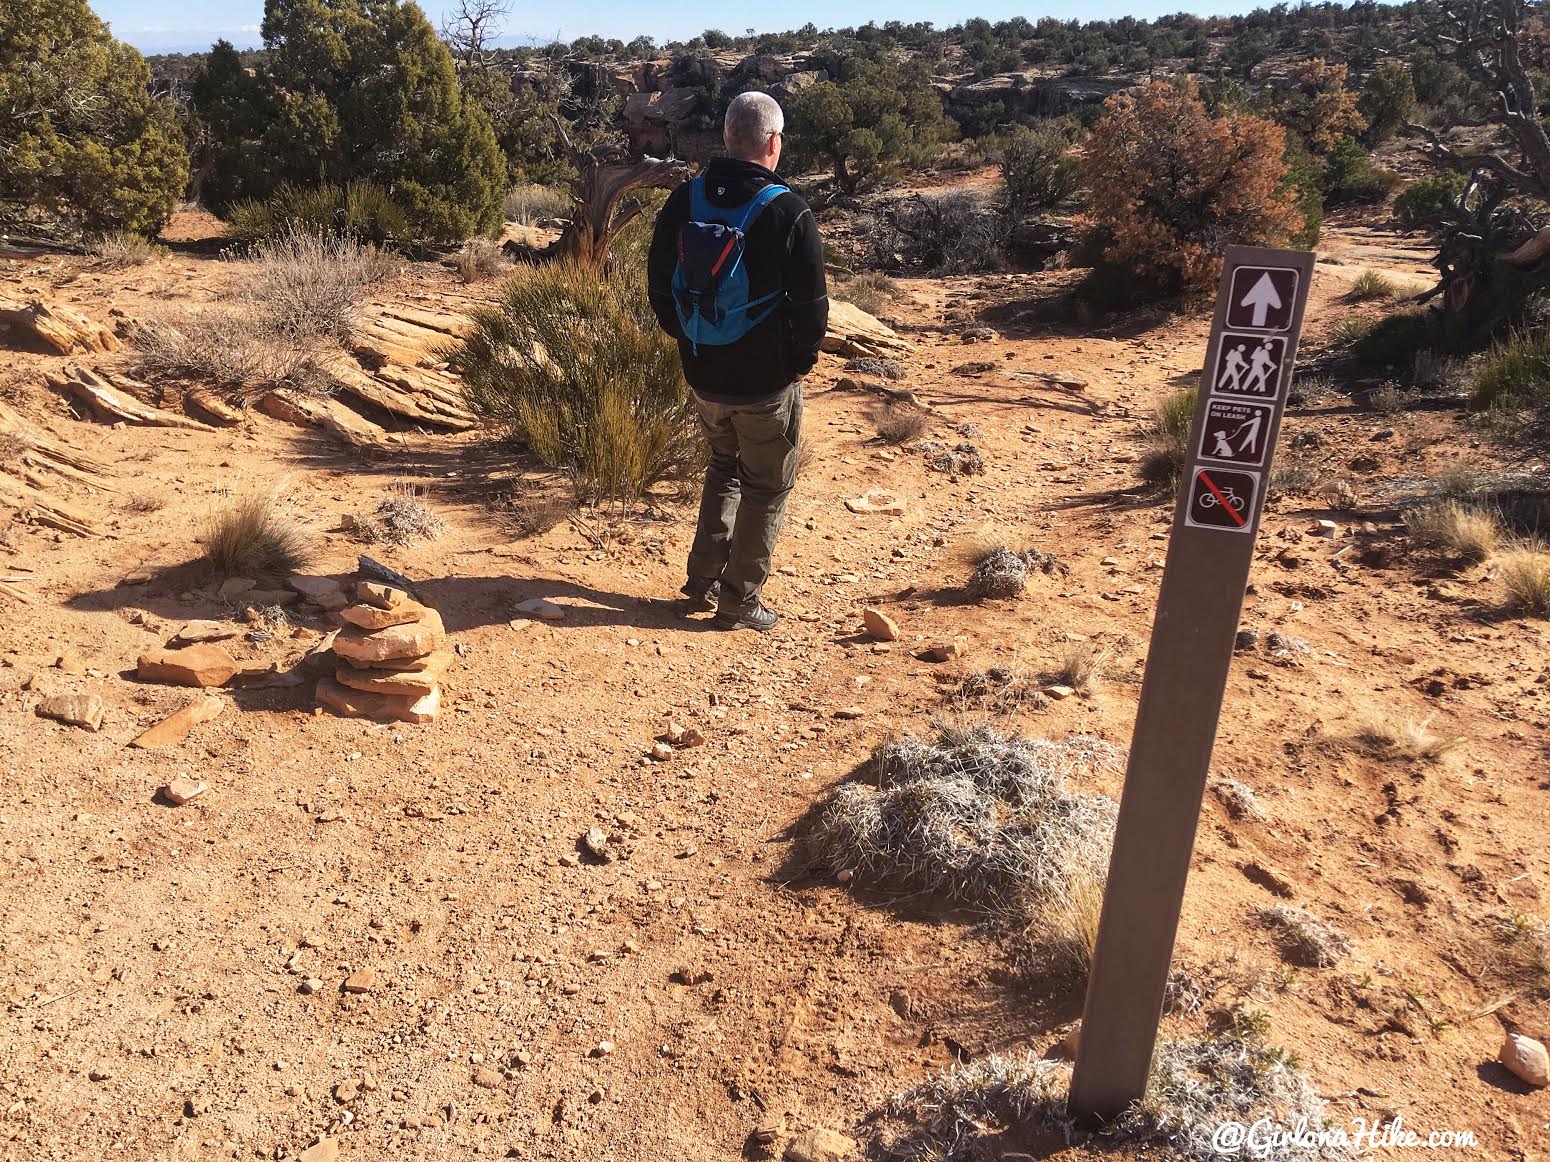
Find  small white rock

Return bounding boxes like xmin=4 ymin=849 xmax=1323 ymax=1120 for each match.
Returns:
xmin=1501 ymin=1033 xmax=1549 ymax=1087
xmin=162 ymin=776 xmax=207 ymax=806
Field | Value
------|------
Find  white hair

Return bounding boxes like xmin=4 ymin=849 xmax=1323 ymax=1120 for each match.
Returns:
xmin=724 ymin=91 xmax=784 ymax=161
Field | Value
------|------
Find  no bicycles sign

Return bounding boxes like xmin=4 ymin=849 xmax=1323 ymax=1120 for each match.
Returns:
xmin=1070 ymin=245 xmax=1315 ymax=1125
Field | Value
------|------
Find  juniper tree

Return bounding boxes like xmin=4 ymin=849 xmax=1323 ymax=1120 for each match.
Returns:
xmin=0 ymin=0 xmax=189 ymax=235
xmin=191 ymin=0 xmax=505 ymax=242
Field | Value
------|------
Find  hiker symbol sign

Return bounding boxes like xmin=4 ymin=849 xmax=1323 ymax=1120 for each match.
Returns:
xmin=1211 ymin=334 xmax=1287 ymax=399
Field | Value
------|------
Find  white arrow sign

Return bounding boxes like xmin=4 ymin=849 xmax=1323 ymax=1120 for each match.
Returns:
xmin=1238 ymin=273 xmax=1283 ymax=328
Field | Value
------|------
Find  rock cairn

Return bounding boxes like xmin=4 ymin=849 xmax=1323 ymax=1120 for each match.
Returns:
xmin=315 ymin=581 xmax=452 ymax=724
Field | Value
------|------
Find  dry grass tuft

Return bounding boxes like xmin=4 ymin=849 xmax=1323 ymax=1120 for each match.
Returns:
xmin=200 ymin=494 xmax=313 ymax=576
xmin=504 ymin=184 xmax=571 ymax=226
xmin=1500 ymin=542 xmax=1550 ymax=614
xmin=346 ymin=485 xmax=444 ymax=545
xmin=919 ymin=439 xmax=986 ymax=475
xmin=135 ymin=310 xmax=338 ymax=401
xmin=0 ymin=432 xmax=23 ymax=464
xmin=1049 ymin=641 xmax=1109 ymax=692
xmin=1368 ymin=380 xmax=1406 ymax=414
xmin=1257 ymin=904 xmax=1353 ymax=968
xmin=1138 ymin=387 xmax=1197 ymax=490
xmin=1210 ymin=778 xmax=1267 ymax=821
xmin=240 ymin=229 xmax=397 ymax=345
xmin=875 ymin=1034 xmax=1347 ymax=1162
xmin=454 ymin=238 xmax=510 ymax=282
xmin=872 ymin=403 xmax=929 ymax=445
xmin=1353 ymin=715 xmax=1463 ymax=763
xmin=836 ymin=271 xmax=900 ymax=317
xmin=1403 ymin=500 xmax=1499 ymax=563
xmin=90 ymin=230 xmax=168 ymax=267
xmin=1349 ymin=269 xmax=1398 ymax=300
xmin=795 ymin=435 xmax=818 ymax=479
xmin=1494 ymin=913 xmax=1550 ymax=989
xmin=952 ymin=666 xmax=1046 ymax=713
xmin=497 ymin=493 xmax=575 ymax=539
xmin=808 ymin=724 xmax=1120 ymax=972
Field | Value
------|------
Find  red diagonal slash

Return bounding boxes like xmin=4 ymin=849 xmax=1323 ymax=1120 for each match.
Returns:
xmin=1198 ymin=470 xmax=1247 ymax=527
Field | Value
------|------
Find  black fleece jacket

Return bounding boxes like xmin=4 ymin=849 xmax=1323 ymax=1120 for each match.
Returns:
xmin=648 ymin=158 xmax=828 ymax=402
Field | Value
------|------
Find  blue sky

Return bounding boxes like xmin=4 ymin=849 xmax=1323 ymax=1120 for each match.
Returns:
xmin=96 ymin=0 xmax=1253 ymax=54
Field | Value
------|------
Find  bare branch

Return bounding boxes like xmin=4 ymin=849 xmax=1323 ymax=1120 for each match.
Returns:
xmin=441 ymin=0 xmax=512 ymax=69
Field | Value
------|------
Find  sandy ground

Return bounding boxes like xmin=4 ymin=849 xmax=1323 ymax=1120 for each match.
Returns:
xmin=1 ymin=211 xmax=1547 ymax=1161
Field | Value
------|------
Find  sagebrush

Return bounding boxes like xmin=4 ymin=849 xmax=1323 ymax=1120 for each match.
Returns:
xmin=807 ymin=724 xmax=1120 ymax=971
xmin=135 ymin=228 xmax=393 ymax=399
xmin=875 ymin=1035 xmax=1350 ymax=1161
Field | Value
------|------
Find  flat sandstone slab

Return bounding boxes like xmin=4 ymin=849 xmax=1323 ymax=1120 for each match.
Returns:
xmin=335 ymin=653 xmax=450 ymax=696
xmin=339 ymin=599 xmax=432 ymax=631
xmin=130 ymin=696 xmax=225 ymax=748
xmin=332 ymin=608 xmax=445 ymax=665
xmin=316 ymin=676 xmax=441 ymax=724
xmin=138 ymin=644 xmax=241 ymax=687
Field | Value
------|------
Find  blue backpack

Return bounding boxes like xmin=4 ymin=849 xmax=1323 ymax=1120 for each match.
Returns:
xmin=672 ymin=176 xmax=789 ymax=352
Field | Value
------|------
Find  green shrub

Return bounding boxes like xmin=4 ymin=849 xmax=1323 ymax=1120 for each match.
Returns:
xmin=190 ymin=0 xmax=505 ymax=244
xmin=1472 ymin=327 xmax=1550 ymax=412
xmin=1279 ymin=135 xmax=1325 ymax=250
xmin=452 ymin=254 xmax=702 ymax=503
xmin=1332 ymin=317 xmax=1373 ymax=346
xmin=1138 ymin=387 xmax=1197 ymax=489
xmin=1350 ymin=270 xmax=1398 ymax=301
xmin=1351 ymin=311 xmax=1431 ymax=369
xmin=1393 ymin=172 xmax=1468 ymax=230
xmin=1323 ymin=136 xmax=1400 ymax=205
xmin=999 ymin=123 xmax=1081 ymax=215
xmin=0 ymin=0 xmax=188 ymax=235
xmin=224 ymin=182 xmax=411 ymax=248
xmin=1359 ymin=59 xmax=1417 ymax=144
xmin=785 ymin=52 xmax=953 ymax=193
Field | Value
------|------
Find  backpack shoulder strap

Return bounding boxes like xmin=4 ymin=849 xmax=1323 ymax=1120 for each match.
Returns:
xmin=687 ymin=176 xmax=709 ymax=222
xmin=736 ymin=183 xmax=789 ymax=232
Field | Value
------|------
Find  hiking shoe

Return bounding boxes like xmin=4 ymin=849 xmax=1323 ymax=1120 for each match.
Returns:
xmin=714 ymin=601 xmax=779 ymax=632
xmin=678 ymin=580 xmax=719 ymax=612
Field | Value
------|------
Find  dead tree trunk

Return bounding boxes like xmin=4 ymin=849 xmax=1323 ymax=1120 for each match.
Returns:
xmin=547 ymin=117 xmax=688 ymax=268
xmin=1400 ymin=0 xmax=1550 ymax=325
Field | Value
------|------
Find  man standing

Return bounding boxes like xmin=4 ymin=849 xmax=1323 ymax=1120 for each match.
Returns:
xmin=648 ymin=91 xmax=828 ymax=632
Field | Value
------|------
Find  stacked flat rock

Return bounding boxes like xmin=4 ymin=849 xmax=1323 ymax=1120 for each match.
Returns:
xmin=315 ymin=581 xmax=452 ymax=723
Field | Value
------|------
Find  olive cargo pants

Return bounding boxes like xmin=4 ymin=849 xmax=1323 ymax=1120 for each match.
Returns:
xmin=686 ymin=381 xmax=803 ymax=616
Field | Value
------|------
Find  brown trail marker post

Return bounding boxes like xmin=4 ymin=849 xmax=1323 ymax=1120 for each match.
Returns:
xmin=1068 ymin=245 xmax=1314 ymax=1124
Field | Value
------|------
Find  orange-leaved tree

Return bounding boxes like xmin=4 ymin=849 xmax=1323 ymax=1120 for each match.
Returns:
xmin=1083 ymin=79 xmax=1303 ymax=297
xmin=1274 ymin=59 xmax=1366 ymax=152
